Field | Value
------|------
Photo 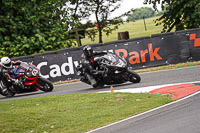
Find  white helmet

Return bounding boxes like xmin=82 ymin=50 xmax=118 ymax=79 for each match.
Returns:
xmin=1 ymin=57 xmax=12 ymax=68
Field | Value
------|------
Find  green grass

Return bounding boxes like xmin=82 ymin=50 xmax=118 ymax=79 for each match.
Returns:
xmin=82 ymin=16 xmax=169 ymax=45
xmin=135 ymin=61 xmax=200 ymax=73
xmin=0 ymin=17 xmax=195 ymax=133
xmin=0 ymin=93 xmax=172 ymax=133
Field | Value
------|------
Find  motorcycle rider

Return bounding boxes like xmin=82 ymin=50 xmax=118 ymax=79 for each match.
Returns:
xmin=0 ymin=57 xmax=22 ymax=95
xmin=81 ymin=45 xmax=107 ymax=88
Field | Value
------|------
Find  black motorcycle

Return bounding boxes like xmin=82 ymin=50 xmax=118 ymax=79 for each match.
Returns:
xmin=76 ymin=52 xmax=141 ymax=88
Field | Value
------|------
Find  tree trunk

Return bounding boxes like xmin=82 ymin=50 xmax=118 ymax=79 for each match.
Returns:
xmin=98 ymin=26 xmax=103 ymax=43
xmin=75 ymin=28 xmax=82 ymax=47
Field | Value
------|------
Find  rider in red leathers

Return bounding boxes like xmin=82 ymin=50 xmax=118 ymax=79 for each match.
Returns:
xmin=0 ymin=57 xmax=22 ymax=95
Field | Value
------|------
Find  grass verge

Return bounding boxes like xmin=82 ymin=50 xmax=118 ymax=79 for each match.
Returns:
xmin=1 ymin=60 xmax=199 ymax=133
xmin=0 ymin=93 xmax=172 ymax=133
xmin=1 ymin=16 xmax=199 ymax=133
xmin=135 ymin=61 xmax=200 ymax=73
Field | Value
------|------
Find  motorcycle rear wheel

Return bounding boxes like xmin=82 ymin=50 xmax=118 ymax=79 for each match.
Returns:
xmin=127 ymin=70 xmax=141 ymax=83
xmin=0 ymin=80 xmax=16 ymax=97
xmin=35 ymin=77 xmax=54 ymax=92
xmin=6 ymin=89 xmax=16 ymax=97
xmin=0 ymin=89 xmax=16 ymax=97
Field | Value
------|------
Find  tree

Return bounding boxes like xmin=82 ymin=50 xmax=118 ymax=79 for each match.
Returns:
xmin=144 ymin=0 xmax=200 ymax=32
xmin=62 ymin=0 xmax=134 ymax=44
xmin=127 ymin=7 xmax=156 ymax=21
xmin=86 ymin=0 xmax=133 ymax=43
xmin=0 ymin=0 xmax=75 ymax=58
xmin=67 ymin=0 xmax=93 ymax=47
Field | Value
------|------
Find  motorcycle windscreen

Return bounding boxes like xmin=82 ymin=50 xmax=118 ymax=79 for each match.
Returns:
xmin=103 ymin=54 xmax=118 ymax=63
xmin=10 ymin=67 xmax=25 ymax=78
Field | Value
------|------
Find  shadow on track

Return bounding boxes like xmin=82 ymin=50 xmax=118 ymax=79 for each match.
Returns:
xmin=0 ymin=91 xmax=46 ymax=101
xmin=80 ymin=82 xmax=135 ymax=92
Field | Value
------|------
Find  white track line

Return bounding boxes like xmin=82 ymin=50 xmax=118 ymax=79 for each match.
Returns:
xmin=87 ymin=82 xmax=200 ymax=133
xmin=99 ymin=81 xmax=200 ymax=93
xmin=139 ymin=65 xmax=200 ymax=75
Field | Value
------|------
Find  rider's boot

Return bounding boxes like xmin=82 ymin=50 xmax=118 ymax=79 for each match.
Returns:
xmin=0 ymin=81 xmax=8 ymax=95
xmin=1 ymin=87 xmax=8 ymax=95
xmin=80 ymin=78 xmax=90 ymax=84
xmin=85 ymin=73 xmax=98 ymax=87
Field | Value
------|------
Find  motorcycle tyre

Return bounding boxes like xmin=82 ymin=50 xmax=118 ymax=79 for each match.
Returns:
xmin=0 ymin=89 xmax=16 ymax=97
xmin=35 ymin=77 xmax=54 ymax=92
xmin=92 ymin=83 xmax=104 ymax=89
xmin=92 ymin=78 xmax=104 ymax=88
xmin=127 ymin=70 xmax=141 ymax=83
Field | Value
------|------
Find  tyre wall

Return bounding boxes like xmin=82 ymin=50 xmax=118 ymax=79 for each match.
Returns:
xmin=12 ymin=28 xmax=200 ymax=82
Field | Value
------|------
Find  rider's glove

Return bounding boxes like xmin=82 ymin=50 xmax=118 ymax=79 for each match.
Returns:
xmin=97 ymin=71 xmax=104 ymax=75
xmin=91 ymin=70 xmax=98 ymax=75
xmin=12 ymin=79 xmax=20 ymax=85
xmin=92 ymin=70 xmax=105 ymax=76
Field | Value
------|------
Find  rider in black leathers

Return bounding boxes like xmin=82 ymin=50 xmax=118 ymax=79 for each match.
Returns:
xmin=81 ymin=45 xmax=107 ymax=88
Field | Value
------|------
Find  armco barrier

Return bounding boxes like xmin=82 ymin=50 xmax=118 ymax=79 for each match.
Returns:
xmin=176 ymin=35 xmax=191 ymax=62
xmin=104 ymin=40 xmax=127 ymax=45
xmin=11 ymin=28 xmax=200 ymax=82
xmin=56 ymin=47 xmax=81 ymax=53
xmin=34 ymin=51 xmax=57 ymax=57
xmin=175 ymin=28 xmax=200 ymax=35
xmin=88 ymin=43 xmax=103 ymax=47
xmin=12 ymin=55 xmax=33 ymax=62
xmin=127 ymin=36 xmax=150 ymax=42
xmin=189 ymin=31 xmax=200 ymax=61
xmin=151 ymin=32 xmax=174 ymax=38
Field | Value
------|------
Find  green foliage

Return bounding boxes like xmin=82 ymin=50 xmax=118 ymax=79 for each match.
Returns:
xmin=78 ymin=0 xmax=133 ymax=43
xmin=0 ymin=0 xmax=135 ymax=53
xmin=84 ymin=18 xmax=123 ymax=42
xmin=81 ymin=16 xmax=164 ymax=45
xmin=0 ymin=0 xmax=75 ymax=58
xmin=144 ymin=0 xmax=200 ymax=32
xmin=127 ymin=7 xmax=161 ymax=21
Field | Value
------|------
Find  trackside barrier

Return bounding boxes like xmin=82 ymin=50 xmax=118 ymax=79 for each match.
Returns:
xmin=151 ymin=32 xmax=174 ymax=38
xmin=12 ymin=28 xmax=200 ymax=82
xmin=127 ymin=36 xmax=150 ymax=42
xmin=189 ymin=30 xmax=200 ymax=61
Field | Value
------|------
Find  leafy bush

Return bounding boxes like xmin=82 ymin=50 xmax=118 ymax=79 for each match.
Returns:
xmin=0 ymin=0 xmax=75 ymax=58
xmin=144 ymin=0 xmax=200 ymax=32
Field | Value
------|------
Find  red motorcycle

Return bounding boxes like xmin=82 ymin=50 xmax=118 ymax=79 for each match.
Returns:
xmin=0 ymin=62 xmax=54 ymax=97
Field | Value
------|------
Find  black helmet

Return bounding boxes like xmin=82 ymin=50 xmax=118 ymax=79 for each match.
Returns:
xmin=83 ymin=45 xmax=93 ymax=58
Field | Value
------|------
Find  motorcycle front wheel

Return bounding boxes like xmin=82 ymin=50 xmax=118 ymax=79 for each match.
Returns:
xmin=126 ymin=69 xmax=141 ymax=83
xmin=92 ymin=83 xmax=104 ymax=88
xmin=35 ymin=77 xmax=54 ymax=92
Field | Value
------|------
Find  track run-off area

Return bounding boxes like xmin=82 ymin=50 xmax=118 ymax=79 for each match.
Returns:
xmin=1 ymin=65 xmax=200 ymax=133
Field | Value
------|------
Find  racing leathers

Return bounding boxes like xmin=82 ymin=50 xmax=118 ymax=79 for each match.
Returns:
xmin=0 ymin=61 xmax=22 ymax=95
xmin=80 ymin=51 xmax=107 ymax=87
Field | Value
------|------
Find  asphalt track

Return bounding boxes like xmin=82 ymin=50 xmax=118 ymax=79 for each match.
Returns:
xmin=88 ymin=91 xmax=200 ymax=133
xmin=1 ymin=65 xmax=200 ymax=101
xmin=1 ymin=66 xmax=200 ymax=133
